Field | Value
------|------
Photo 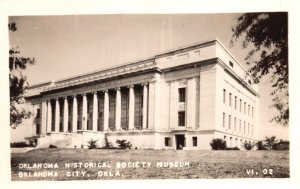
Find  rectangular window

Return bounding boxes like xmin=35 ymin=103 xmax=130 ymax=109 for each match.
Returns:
xmin=240 ymin=99 xmax=242 ymax=112
xmin=165 ymin=137 xmax=171 ymax=147
xmin=235 ymin=96 xmax=237 ymax=109
xmin=178 ymin=111 xmax=185 ymax=126
xmin=252 ymin=107 xmax=254 ymax=118
xmin=192 ymin=137 xmax=197 ymax=147
xmin=223 ymin=89 xmax=226 ymax=104
xmin=248 ymin=105 xmax=250 ymax=116
xmin=228 ymin=115 xmax=231 ymax=129
xmin=178 ymin=88 xmax=186 ymax=102
xmin=244 ymin=121 xmax=246 ymax=134
xmin=248 ymin=123 xmax=250 ymax=134
xmin=234 ymin=117 xmax=236 ymax=131
xmin=244 ymin=102 xmax=246 ymax=114
xmin=252 ymin=124 xmax=254 ymax=135
xmin=229 ymin=61 xmax=234 ymax=67
xmin=223 ymin=112 xmax=226 ymax=128
xmin=229 ymin=93 xmax=232 ymax=106
xmin=36 ymin=108 xmax=41 ymax=118
xmin=239 ymin=120 xmax=241 ymax=132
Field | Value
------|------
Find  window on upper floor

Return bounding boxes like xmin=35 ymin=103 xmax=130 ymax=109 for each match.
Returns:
xmin=229 ymin=61 xmax=234 ymax=68
xmin=248 ymin=105 xmax=250 ymax=116
xmin=240 ymin=99 xmax=242 ymax=112
xmin=178 ymin=111 xmax=185 ymax=126
xmin=234 ymin=117 xmax=237 ymax=131
xmin=178 ymin=88 xmax=186 ymax=102
xmin=234 ymin=96 xmax=237 ymax=109
xmin=229 ymin=93 xmax=232 ymax=107
xmin=223 ymin=89 xmax=226 ymax=104
xmin=223 ymin=112 xmax=226 ymax=128
xmin=228 ymin=115 xmax=231 ymax=129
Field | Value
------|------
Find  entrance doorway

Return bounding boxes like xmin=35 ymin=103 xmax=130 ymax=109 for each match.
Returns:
xmin=175 ymin=135 xmax=185 ymax=150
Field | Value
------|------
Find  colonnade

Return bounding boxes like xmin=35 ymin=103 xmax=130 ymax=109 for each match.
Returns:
xmin=44 ymin=83 xmax=149 ymax=133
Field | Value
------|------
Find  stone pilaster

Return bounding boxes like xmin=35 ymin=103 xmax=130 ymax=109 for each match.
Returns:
xmin=187 ymin=77 xmax=196 ymax=129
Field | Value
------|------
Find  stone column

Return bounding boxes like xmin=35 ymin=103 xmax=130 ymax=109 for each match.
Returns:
xmin=142 ymin=83 xmax=148 ymax=129
xmin=92 ymin=92 xmax=98 ymax=131
xmin=63 ymin=97 xmax=69 ymax=132
xmin=103 ymin=90 xmax=109 ymax=131
xmin=128 ymin=85 xmax=135 ymax=130
xmin=46 ymin=100 xmax=52 ymax=133
xmin=55 ymin=98 xmax=60 ymax=132
xmin=72 ymin=95 xmax=78 ymax=132
xmin=41 ymin=101 xmax=47 ymax=134
xmin=82 ymin=94 xmax=87 ymax=130
xmin=115 ymin=88 xmax=121 ymax=131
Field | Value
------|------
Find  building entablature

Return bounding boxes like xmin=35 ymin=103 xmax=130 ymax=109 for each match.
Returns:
xmin=26 ymin=38 xmax=259 ymax=98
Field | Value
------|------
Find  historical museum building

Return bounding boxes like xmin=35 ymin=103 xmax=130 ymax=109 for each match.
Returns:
xmin=23 ymin=38 xmax=259 ymax=150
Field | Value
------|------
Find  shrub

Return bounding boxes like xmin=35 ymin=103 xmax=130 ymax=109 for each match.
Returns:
xmin=256 ymin=140 xmax=266 ymax=150
xmin=87 ymin=139 xmax=99 ymax=149
xmin=116 ymin=139 xmax=132 ymax=149
xmin=102 ymin=135 xmax=114 ymax=149
xmin=243 ymin=141 xmax=253 ymax=150
xmin=210 ymin=138 xmax=227 ymax=150
xmin=264 ymin=136 xmax=279 ymax=150
xmin=10 ymin=142 xmax=30 ymax=148
xmin=49 ymin=144 xmax=58 ymax=148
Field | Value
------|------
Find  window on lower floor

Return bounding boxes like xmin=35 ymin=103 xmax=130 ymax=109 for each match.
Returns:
xmin=165 ymin=137 xmax=172 ymax=147
xmin=36 ymin=124 xmax=40 ymax=135
xmin=192 ymin=137 xmax=197 ymax=147
xmin=178 ymin=111 xmax=185 ymax=126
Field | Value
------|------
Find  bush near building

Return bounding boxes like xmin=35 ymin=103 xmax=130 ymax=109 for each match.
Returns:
xmin=210 ymin=138 xmax=227 ymax=150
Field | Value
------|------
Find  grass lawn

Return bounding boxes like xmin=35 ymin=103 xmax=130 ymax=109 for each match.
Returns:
xmin=11 ymin=149 xmax=289 ymax=180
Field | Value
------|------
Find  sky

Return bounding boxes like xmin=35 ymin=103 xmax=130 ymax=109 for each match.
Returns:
xmin=9 ymin=14 xmax=289 ymax=141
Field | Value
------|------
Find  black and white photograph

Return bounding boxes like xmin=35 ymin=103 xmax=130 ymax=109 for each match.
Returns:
xmin=0 ymin=0 xmax=299 ymax=188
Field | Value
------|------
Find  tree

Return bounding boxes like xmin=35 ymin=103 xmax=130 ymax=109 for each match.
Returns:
xmin=9 ymin=22 xmax=35 ymax=128
xmin=264 ymin=136 xmax=279 ymax=150
xmin=231 ymin=13 xmax=288 ymax=126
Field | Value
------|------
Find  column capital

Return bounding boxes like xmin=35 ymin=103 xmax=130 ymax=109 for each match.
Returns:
xmin=103 ymin=89 xmax=109 ymax=93
xmin=82 ymin=93 xmax=86 ymax=96
xmin=115 ymin=87 xmax=121 ymax=91
xmin=73 ymin=95 xmax=77 ymax=98
xmin=92 ymin=91 xmax=98 ymax=95
xmin=127 ymin=85 xmax=134 ymax=89
xmin=141 ymin=83 xmax=148 ymax=86
xmin=63 ymin=96 xmax=68 ymax=100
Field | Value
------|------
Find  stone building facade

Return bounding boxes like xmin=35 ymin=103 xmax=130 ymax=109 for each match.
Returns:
xmin=24 ymin=38 xmax=259 ymax=150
